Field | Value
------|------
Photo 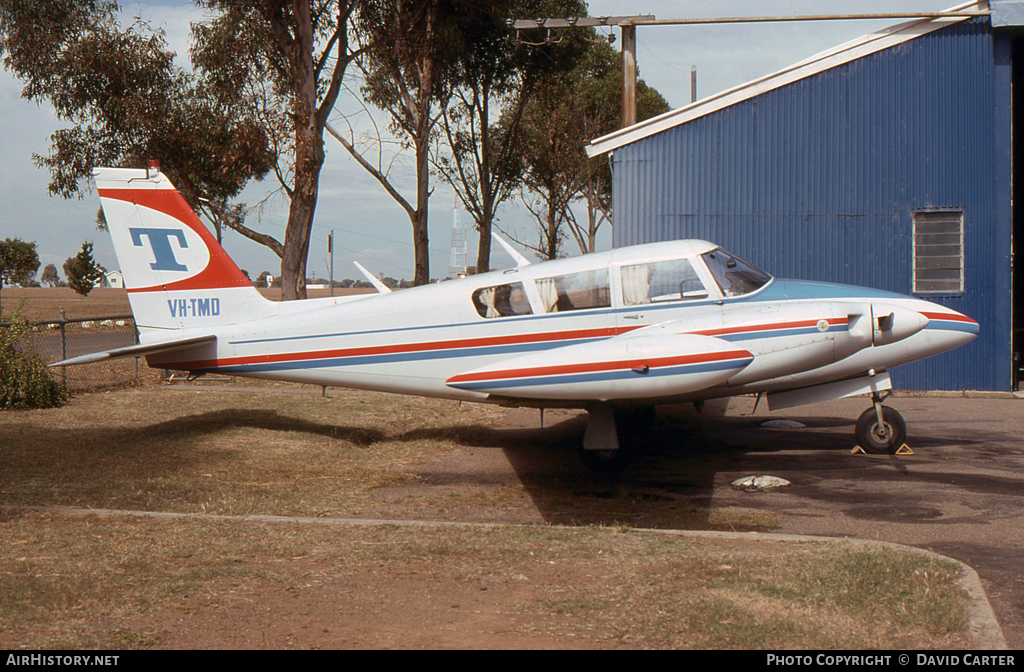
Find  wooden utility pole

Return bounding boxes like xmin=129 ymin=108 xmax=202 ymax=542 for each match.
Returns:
xmin=328 ymin=230 xmax=334 ymax=297
xmin=510 ymin=16 xmax=653 ymax=130
xmin=511 ymin=10 xmax=986 ymax=129
xmin=621 ymin=23 xmax=636 ymax=127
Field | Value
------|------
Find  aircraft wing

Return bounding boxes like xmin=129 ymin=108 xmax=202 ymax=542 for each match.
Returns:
xmin=48 ymin=334 xmax=217 ymax=367
xmin=446 ymin=333 xmax=753 ymax=401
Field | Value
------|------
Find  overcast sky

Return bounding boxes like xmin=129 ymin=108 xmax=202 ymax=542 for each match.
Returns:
xmin=0 ymin=0 xmax=960 ymax=283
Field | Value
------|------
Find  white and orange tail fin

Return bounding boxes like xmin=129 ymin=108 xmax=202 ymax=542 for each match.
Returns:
xmin=93 ymin=165 xmax=277 ymax=335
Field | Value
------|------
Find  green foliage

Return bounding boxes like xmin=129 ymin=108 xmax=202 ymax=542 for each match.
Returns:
xmin=0 ymin=313 xmax=69 ymax=410
xmin=63 ymin=242 xmax=103 ymax=297
xmin=0 ymin=237 xmax=40 ymax=287
xmin=0 ymin=0 xmax=274 ymax=212
xmin=0 ymin=237 xmax=40 ymax=316
xmin=434 ymin=0 xmax=588 ymax=273
xmin=40 ymin=263 xmax=60 ymax=287
xmin=516 ymin=38 xmax=670 ymax=258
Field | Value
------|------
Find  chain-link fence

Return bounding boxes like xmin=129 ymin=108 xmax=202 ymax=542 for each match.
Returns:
xmin=25 ymin=314 xmax=140 ymax=391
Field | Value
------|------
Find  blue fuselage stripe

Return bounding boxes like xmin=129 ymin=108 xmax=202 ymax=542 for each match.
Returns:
xmin=441 ymin=358 xmax=753 ymax=390
xmin=926 ymin=321 xmax=979 ymax=335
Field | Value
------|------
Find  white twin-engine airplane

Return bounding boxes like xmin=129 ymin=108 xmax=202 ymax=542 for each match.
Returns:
xmin=56 ymin=165 xmax=979 ymax=470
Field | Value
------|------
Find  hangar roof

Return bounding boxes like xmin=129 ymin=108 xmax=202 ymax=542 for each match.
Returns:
xmin=586 ymin=1 xmax=987 ymax=158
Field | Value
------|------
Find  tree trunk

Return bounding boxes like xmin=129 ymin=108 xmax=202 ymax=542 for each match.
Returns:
xmin=413 ymin=132 xmax=431 ymax=285
xmin=279 ymin=0 xmax=321 ymax=301
xmin=546 ymin=196 xmax=558 ymax=261
xmin=476 ymin=94 xmax=493 ymax=274
xmin=410 ymin=2 xmax=436 ymax=286
xmin=475 ymin=173 xmax=494 ymax=273
xmin=476 ymin=223 xmax=492 ymax=275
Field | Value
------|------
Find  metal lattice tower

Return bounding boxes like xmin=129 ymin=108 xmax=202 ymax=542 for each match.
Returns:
xmin=448 ymin=201 xmax=466 ymax=279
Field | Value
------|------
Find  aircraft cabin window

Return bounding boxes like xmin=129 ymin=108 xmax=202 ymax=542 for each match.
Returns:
xmin=536 ymin=269 xmax=611 ymax=313
xmin=700 ymin=249 xmax=771 ymax=297
xmin=472 ymin=282 xmax=533 ymax=318
xmin=621 ymin=258 xmax=709 ymax=305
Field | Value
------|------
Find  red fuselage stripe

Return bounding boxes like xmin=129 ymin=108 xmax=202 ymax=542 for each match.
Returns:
xmin=690 ymin=316 xmax=848 ymax=337
xmin=446 ymin=349 xmax=753 ymax=384
xmin=175 ymin=315 xmax=855 ymax=371
xmin=176 ymin=326 xmax=638 ymax=369
xmin=920 ymin=311 xmax=977 ymax=324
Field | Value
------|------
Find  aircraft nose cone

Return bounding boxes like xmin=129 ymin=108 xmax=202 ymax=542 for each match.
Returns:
xmin=920 ymin=307 xmax=980 ymax=342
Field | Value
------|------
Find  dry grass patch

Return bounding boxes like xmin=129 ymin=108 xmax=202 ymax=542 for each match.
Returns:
xmin=0 ymin=387 xmax=508 ymax=517
xmin=1 ymin=289 xmax=132 ymax=321
xmin=0 ymin=287 xmax=377 ymax=321
xmin=509 ymin=535 xmax=970 ymax=649
xmin=0 ymin=513 xmax=973 ymax=649
xmin=1 ymin=386 xmax=788 ymax=530
xmin=0 ymin=385 xmax=981 ymax=648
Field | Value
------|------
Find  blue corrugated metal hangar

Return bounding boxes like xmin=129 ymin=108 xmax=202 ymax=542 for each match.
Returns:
xmin=589 ymin=0 xmax=1023 ymax=392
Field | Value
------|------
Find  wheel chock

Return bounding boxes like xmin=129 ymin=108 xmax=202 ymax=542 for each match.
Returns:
xmin=850 ymin=444 xmax=913 ymax=455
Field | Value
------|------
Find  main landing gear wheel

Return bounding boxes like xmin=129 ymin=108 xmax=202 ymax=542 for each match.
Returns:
xmin=855 ymin=405 xmax=907 ymax=454
xmin=578 ymin=406 xmax=655 ymax=472
xmin=615 ymin=406 xmax=657 ymax=435
xmin=579 ymin=447 xmax=633 ymax=472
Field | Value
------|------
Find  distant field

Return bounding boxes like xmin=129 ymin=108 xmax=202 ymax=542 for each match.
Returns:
xmin=1 ymin=287 xmax=378 ymax=322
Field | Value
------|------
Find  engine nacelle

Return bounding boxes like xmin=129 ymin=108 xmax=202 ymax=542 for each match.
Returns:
xmin=446 ymin=333 xmax=753 ymax=401
xmin=871 ymin=303 xmax=930 ymax=346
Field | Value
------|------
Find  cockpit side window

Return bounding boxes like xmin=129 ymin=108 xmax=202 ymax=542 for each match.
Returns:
xmin=536 ymin=269 xmax=610 ymax=313
xmin=700 ymin=249 xmax=772 ymax=297
xmin=472 ymin=282 xmax=533 ymax=318
xmin=621 ymin=258 xmax=709 ymax=305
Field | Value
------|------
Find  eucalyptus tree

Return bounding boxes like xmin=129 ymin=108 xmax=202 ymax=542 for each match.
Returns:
xmin=185 ymin=0 xmax=367 ymax=299
xmin=433 ymin=0 xmax=587 ymax=274
xmin=0 ymin=0 xmax=275 ymax=247
xmin=328 ymin=0 xmax=466 ymax=286
xmin=516 ymin=38 xmax=669 ymax=259
xmin=1 ymin=0 xmax=371 ymax=301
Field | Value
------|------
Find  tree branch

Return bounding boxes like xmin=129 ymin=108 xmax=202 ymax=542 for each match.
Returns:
xmin=324 ymin=121 xmax=415 ymax=219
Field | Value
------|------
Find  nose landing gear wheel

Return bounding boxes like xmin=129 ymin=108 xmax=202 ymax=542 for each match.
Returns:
xmin=855 ymin=406 xmax=906 ymax=454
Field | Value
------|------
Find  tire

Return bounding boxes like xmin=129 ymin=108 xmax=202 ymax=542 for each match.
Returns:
xmin=579 ymin=447 xmax=633 ymax=472
xmin=614 ymin=406 xmax=657 ymax=434
xmin=855 ymin=406 xmax=907 ymax=455
xmin=578 ymin=407 xmax=655 ymax=473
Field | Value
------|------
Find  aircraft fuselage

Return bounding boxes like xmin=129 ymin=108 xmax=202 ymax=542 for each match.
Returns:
xmin=146 ymin=241 xmax=977 ymax=410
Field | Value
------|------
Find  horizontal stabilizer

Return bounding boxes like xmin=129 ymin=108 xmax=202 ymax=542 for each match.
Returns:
xmin=48 ymin=334 xmax=217 ymax=368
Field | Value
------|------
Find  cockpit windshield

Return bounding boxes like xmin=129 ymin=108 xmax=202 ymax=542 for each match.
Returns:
xmin=700 ymin=248 xmax=772 ymax=297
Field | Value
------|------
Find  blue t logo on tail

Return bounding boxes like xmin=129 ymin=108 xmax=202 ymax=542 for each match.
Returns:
xmin=129 ymin=228 xmax=189 ymax=272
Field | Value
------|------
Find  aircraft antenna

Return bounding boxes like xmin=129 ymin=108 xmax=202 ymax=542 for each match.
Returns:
xmin=492 ymin=231 xmax=531 ymax=267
